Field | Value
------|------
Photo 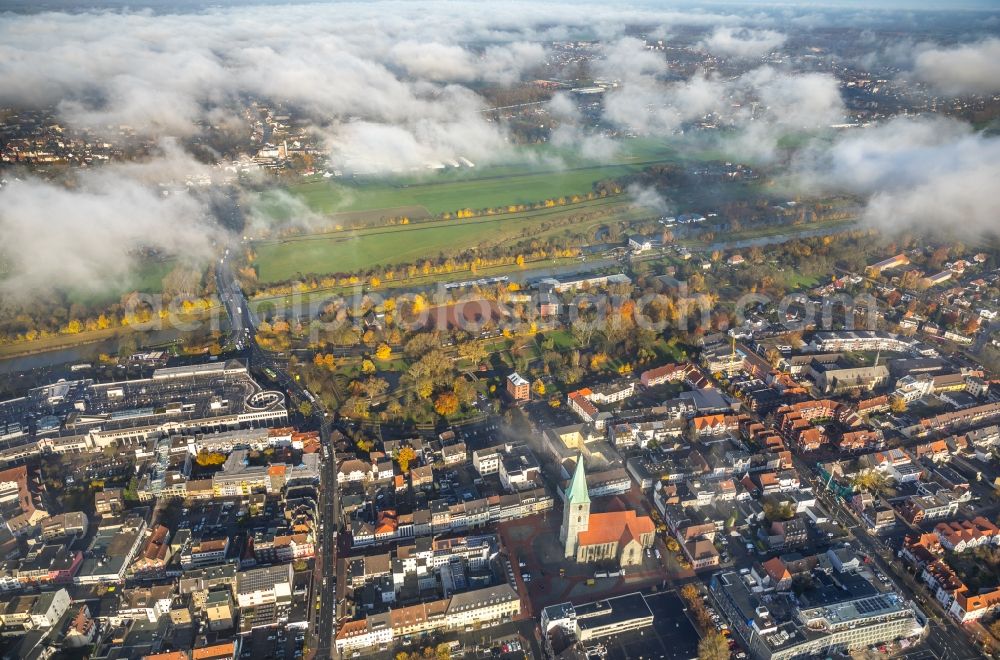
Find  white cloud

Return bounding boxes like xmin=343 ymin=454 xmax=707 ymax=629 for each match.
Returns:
xmin=911 ymin=38 xmax=1000 ymax=95
xmin=700 ymin=27 xmax=787 ymax=59
xmin=792 ymin=116 xmax=1000 ymax=238
xmin=0 ymin=148 xmax=226 ymax=299
xmin=388 ymin=41 xmax=479 ymax=82
xmin=628 ymin=184 xmax=672 ymax=214
xmin=739 ymin=67 xmax=845 ymax=137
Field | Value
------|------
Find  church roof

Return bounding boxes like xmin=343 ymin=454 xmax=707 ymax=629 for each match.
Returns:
xmin=577 ymin=510 xmax=654 ymax=548
xmin=566 ymin=455 xmax=590 ymax=506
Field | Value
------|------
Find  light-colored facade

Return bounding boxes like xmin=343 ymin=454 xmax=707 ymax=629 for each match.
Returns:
xmin=560 ymin=456 xmax=591 ymax=560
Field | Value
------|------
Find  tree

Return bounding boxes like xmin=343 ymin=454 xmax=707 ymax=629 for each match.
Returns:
xmin=889 ymin=395 xmax=907 ymax=414
xmin=453 ymin=378 xmax=477 ymax=406
xmin=434 ymin=392 xmax=459 ymax=417
xmin=195 ymin=451 xmax=227 ymax=467
xmin=436 ymin=643 xmax=451 ymax=660
xmin=457 ymin=341 xmax=487 ymax=365
xmin=763 ymin=499 xmax=795 ymax=522
xmin=361 ymin=377 xmax=389 ymax=401
xmin=118 ymin=333 xmax=139 ymax=360
xmin=375 ymin=343 xmax=392 ymax=360
xmin=416 ymin=379 xmax=434 ymax=399
xmin=404 ymin=331 xmax=439 ymax=358
xmin=698 ymin=631 xmax=730 ymax=660
xmin=532 ymin=379 xmax=546 ymax=396
xmin=298 ymin=401 xmax=313 ymax=417
xmin=361 ymin=359 xmax=376 ymax=374
xmin=666 ymin=537 xmax=680 ymax=553
xmin=123 ymin=476 xmax=139 ymax=502
xmin=397 ymin=446 xmax=416 ymax=473
xmin=350 ymin=396 xmax=370 ymax=418
xmin=851 ymin=469 xmax=889 ymax=495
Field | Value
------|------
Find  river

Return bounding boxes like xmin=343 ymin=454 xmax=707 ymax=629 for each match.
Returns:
xmin=0 ymin=327 xmax=186 ymax=375
xmin=701 ymin=223 xmax=859 ymax=253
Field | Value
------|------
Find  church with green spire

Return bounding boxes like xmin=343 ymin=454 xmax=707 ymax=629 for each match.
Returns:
xmin=560 ymin=454 xmax=591 ymax=559
xmin=559 ymin=454 xmax=656 ymax=568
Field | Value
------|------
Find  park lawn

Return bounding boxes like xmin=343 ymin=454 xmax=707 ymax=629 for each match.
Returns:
xmin=543 ymin=329 xmax=578 ymax=350
xmin=482 ymin=337 xmax=513 ymax=355
xmin=654 ymin=337 xmax=689 ymax=362
xmin=373 ymin=357 xmax=408 ymax=372
xmin=780 ymin=271 xmax=820 ymax=290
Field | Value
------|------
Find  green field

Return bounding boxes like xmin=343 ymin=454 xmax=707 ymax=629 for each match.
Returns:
xmin=250 ymin=136 xmax=784 ymax=283
xmin=63 ymin=260 xmax=173 ymax=307
xmin=288 ymin=165 xmax=634 ymax=216
xmin=253 ymin=197 xmax=635 ymax=282
xmin=265 ymin=138 xmax=686 ymax=221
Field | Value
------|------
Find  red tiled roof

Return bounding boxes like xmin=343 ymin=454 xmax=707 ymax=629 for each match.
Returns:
xmin=577 ymin=510 xmax=654 ymax=548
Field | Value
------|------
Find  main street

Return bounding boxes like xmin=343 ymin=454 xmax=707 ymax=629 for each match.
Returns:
xmin=805 ymin=462 xmax=986 ymax=660
xmin=218 ymin=250 xmax=340 ymax=659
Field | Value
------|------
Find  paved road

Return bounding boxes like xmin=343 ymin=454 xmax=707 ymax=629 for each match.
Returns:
xmin=972 ymin=319 xmax=999 ymax=355
xmin=218 ymin=248 xmax=340 ymax=659
xmin=805 ymin=467 xmax=986 ymax=660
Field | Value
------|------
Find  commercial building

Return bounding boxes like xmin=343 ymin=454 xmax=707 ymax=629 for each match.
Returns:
xmin=542 ymin=592 xmax=654 ymax=643
xmin=334 ymin=583 xmax=520 ymax=653
xmin=712 ymin=570 xmax=925 ymax=660
xmin=75 ymin=517 xmax=147 ymax=584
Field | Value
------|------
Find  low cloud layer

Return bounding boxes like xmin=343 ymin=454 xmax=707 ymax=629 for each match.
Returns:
xmin=699 ymin=27 xmax=787 ymax=59
xmin=0 ymin=3 xmax=748 ymax=172
xmin=0 ymin=147 xmax=227 ymax=300
xmin=628 ymin=184 xmax=673 ymax=214
xmin=0 ymin=2 xmax=997 ymax=301
xmin=600 ymin=38 xmax=845 ymax=161
xmin=793 ymin=116 xmax=1000 ymax=238
xmin=911 ymin=38 xmax=1000 ymax=95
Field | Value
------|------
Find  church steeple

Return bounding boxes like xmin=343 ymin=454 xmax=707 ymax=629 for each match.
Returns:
xmin=560 ymin=454 xmax=591 ymax=559
xmin=566 ymin=454 xmax=591 ymax=507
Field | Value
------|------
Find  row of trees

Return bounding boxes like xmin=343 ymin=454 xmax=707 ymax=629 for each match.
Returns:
xmin=679 ymin=585 xmax=730 ymax=660
xmin=0 ymin=263 xmax=216 ymax=345
xmin=241 ymin=196 xmax=641 ymax=298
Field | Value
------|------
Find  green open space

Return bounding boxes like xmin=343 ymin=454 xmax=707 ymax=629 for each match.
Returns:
xmin=252 ymin=197 xmax=630 ymax=283
xmin=264 ymin=138 xmax=686 ymax=221
xmin=249 ymin=135 xmax=836 ymax=286
xmin=251 ymin=256 xmax=584 ymax=305
xmin=778 ymin=271 xmax=820 ymax=290
xmin=284 ymin=163 xmax=639 ymax=217
xmin=61 ymin=260 xmax=174 ymax=308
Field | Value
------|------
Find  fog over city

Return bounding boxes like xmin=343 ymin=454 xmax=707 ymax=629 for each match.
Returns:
xmin=0 ymin=1 xmax=998 ymax=296
xmin=1 ymin=6 xmax=1000 ymax=659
